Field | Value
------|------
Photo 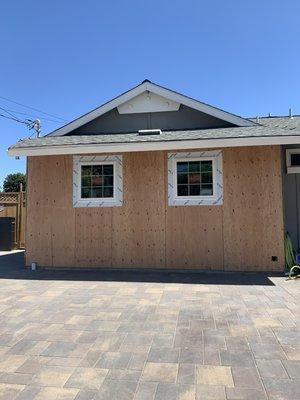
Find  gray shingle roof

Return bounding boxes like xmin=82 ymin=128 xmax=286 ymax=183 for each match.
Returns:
xmin=250 ymin=116 xmax=300 ymax=130
xmin=9 ymin=116 xmax=300 ymax=151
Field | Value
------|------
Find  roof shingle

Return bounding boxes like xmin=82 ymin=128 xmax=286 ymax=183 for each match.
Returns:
xmin=8 ymin=116 xmax=300 ymax=151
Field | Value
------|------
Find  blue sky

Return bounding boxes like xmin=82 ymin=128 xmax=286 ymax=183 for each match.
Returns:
xmin=1 ymin=0 xmax=299 ymax=187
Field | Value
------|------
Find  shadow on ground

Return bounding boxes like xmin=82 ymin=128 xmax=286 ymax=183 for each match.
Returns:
xmin=0 ymin=251 xmax=281 ymax=285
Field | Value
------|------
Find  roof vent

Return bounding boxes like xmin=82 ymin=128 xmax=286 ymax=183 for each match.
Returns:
xmin=138 ymin=129 xmax=162 ymax=135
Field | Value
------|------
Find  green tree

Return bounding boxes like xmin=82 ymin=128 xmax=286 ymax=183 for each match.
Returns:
xmin=3 ymin=173 xmax=26 ymax=192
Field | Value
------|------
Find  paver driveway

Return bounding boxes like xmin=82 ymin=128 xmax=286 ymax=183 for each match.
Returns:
xmin=0 ymin=251 xmax=299 ymax=400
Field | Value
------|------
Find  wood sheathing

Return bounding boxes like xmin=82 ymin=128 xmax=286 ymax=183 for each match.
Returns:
xmin=26 ymin=145 xmax=284 ymax=271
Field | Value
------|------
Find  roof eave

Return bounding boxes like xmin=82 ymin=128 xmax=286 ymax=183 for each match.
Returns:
xmin=8 ymin=135 xmax=300 ymax=157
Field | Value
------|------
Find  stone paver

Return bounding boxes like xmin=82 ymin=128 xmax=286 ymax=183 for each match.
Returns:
xmin=65 ymin=367 xmax=108 ymax=390
xmin=0 ymin=383 xmax=25 ymax=399
xmin=257 ymin=359 xmax=289 ymax=379
xmin=154 ymin=383 xmax=195 ymax=400
xmin=196 ymin=384 xmax=226 ymax=399
xmin=0 ymin=251 xmax=299 ymax=399
xmin=33 ymin=387 xmax=80 ymax=400
xmin=196 ymin=365 xmax=234 ymax=387
xmin=141 ymin=362 xmax=178 ymax=383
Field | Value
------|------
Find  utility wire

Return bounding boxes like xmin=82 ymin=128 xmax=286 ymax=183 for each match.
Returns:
xmin=0 ymin=95 xmax=68 ymax=122
xmin=0 ymin=106 xmax=65 ymax=124
xmin=0 ymin=106 xmax=24 ymax=123
xmin=0 ymin=112 xmax=28 ymax=125
xmin=0 ymin=112 xmax=41 ymax=138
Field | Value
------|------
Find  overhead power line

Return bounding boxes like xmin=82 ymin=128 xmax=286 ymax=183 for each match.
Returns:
xmin=0 ymin=108 xmax=41 ymax=137
xmin=0 ymin=106 xmax=23 ymax=122
xmin=0 ymin=95 xmax=68 ymax=122
xmin=0 ymin=106 xmax=65 ymax=124
xmin=0 ymin=112 xmax=26 ymax=124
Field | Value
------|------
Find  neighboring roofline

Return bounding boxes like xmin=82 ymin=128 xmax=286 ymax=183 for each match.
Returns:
xmin=249 ymin=114 xmax=300 ymax=120
xmin=47 ymin=81 xmax=256 ymax=137
xmin=8 ymin=135 xmax=300 ymax=157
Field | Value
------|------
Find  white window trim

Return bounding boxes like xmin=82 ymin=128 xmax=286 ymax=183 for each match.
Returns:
xmin=286 ymin=148 xmax=300 ymax=174
xmin=168 ymin=150 xmax=223 ymax=206
xmin=73 ymin=155 xmax=123 ymax=207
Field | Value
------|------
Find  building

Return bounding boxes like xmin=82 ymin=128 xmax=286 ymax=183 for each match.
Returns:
xmin=8 ymin=80 xmax=300 ymax=271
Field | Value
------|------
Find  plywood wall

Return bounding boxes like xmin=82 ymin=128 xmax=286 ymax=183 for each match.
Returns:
xmin=112 ymin=152 xmax=166 ymax=268
xmin=26 ymin=146 xmax=284 ymax=271
xmin=222 ymin=146 xmax=284 ymax=271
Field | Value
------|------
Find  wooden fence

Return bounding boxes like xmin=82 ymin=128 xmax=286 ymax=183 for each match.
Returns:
xmin=0 ymin=190 xmax=26 ymax=249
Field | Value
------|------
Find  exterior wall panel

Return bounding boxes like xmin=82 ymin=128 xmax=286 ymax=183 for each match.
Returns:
xmin=111 ymin=152 xmax=166 ymax=268
xmin=26 ymin=145 xmax=284 ymax=271
xmin=223 ymin=146 xmax=284 ymax=271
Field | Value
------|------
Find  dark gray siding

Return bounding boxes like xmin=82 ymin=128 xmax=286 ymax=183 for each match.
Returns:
xmin=69 ymin=104 xmax=234 ymax=135
xmin=283 ymin=173 xmax=300 ymax=250
xmin=283 ymin=145 xmax=300 ymax=250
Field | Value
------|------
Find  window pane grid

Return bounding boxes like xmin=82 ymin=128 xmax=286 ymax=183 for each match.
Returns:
xmin=81 ymin=164 xmax=114 ymax=199
xmin=177 ymin=161 xmax=213 ymax=197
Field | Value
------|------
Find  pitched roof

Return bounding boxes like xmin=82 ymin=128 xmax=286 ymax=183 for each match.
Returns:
xmin=8 ymin=116 xmax=300 ymax=157
xmin=46 ymin=80 xmax=255 ymax=137
xmin=250 ymin=115 xmax=300 ymax=129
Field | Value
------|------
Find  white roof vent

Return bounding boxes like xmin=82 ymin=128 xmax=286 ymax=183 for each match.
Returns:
xmin=138 ymin=129 xmax=162 ymax=135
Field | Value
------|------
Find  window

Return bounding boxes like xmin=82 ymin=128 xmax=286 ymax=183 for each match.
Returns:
xmin=286 ymin=149 xmax=300 ymax=173
xmin=168 ymin=151 xmax=223 ymax=206
xmin=81 ymin=164 xmax=114 ymax=199
xmin=73 ymin=155 xmax=123 ymax=207
xmin=177 ymin=160 xmax=213 ymax=197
